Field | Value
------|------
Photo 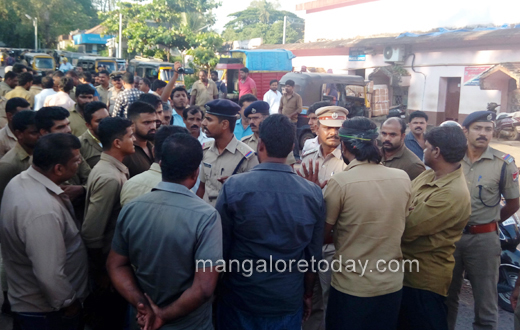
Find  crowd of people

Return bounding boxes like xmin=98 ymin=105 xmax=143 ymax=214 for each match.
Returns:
xmin=0 ymin=60 xmax=518 ymax=330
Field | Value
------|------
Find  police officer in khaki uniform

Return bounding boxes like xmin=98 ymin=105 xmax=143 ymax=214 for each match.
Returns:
xmin=299 ymin=106 xmax=349 ymax=189
xmin=241 ymin=100 xmax=297 ymax=165
xmin=297 ymin=105 xmax=348 ymax=328
xmin=196 ymin=99 xmax=259 ymax=206
xmin=447 ymin=111 xmax=520 ymax=330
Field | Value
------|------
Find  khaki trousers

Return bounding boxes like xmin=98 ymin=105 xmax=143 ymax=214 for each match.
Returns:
xmin=446 ymin=231 xmax=501 ymax=330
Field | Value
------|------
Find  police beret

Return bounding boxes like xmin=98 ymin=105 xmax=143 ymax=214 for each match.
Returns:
xmin=204 ymin=99 xmax=241 ymax=118
xmin=244 ymin=101 xmax=270 ymax=117
xmin=462 ymin=111 xmax=496 ymax=128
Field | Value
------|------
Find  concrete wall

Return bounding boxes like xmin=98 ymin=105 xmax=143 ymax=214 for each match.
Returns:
xmin=292 ymin=44 xmax=520 ymax=124
xmin=301 ymin=0 xmax=520 ymax=42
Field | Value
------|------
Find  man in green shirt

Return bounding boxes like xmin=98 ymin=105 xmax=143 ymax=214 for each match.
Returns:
xmin=398 ymin=126 xmax=471 ymax=330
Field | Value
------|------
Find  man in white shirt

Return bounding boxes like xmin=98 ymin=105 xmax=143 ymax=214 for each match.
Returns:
xmin=43 ymin=77 xmax=75 ymax=111
xmin=263 ymin=79 xmax=282 ymax=115
xmin=58 ymin=57 xmax=73 ymax=73
xmin=34 ymin=76 xmax=57 ymax=110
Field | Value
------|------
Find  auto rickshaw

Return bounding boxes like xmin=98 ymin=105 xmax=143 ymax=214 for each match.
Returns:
xmin=279 ymin=72 xmax=368 ymax=150
xmin=128 ymin=57 xmax=193 ymax=85
xmin=23 ymin=53 xmax=56 ymax=74
xmin=77 ymin=56 xmax=118 ymax=73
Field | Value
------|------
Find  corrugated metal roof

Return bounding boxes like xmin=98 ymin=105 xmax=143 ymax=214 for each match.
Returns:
xmin=258 ymin=27 xmax=520 ymax=51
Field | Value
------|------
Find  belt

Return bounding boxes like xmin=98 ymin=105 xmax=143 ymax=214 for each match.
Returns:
xmin=463 ymin=222 xmax=498 ymax=235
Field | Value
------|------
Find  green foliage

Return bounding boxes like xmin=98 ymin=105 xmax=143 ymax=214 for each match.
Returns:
xmin=65 ymin=45 xmax=78 ymax=52
xmin=0 ymin=0 xmax=98 ymax=48
xmin=184 ymin=74 xmax=198 ymax=90
xmin=101 ymin=0 xmax=221 ymax=57
xmin=222 ymin=0 xmax=304 ymax=44
xmin=187 ymin=47 xmax=219 ymax=71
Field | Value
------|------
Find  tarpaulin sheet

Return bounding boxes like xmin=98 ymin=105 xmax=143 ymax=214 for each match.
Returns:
xmin=231 ymin=49 xmax=295 ymax=71
xmin=396 ymin=24 xmax=513 ymax=38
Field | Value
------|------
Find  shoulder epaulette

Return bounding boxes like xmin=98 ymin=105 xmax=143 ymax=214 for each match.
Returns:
xmin=491 ymin=147 xmax=515 ymax=164
xmin=236 ymin=141 xmax=255 ymax=159
xmin=302 ymin=147 xmax=318 ymax=158
xmin=202 ymin=141 xmax=213 ymax=150
xmin=241 ymin=134 xmax=253 ymax=142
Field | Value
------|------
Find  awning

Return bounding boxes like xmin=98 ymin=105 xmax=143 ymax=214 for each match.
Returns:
xmin=479 ymin=63 xmax=520 ymax=90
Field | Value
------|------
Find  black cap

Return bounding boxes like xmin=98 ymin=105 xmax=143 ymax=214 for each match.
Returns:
xmin=462 ymin=111 xmax=496 ymax=128
xmin=204 ymin=99 xmax=240 ymax=118
xmin=244 ymin=101 xmax=270 ymax=117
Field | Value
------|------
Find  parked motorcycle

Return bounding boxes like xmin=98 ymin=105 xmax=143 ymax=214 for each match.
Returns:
xmin=388 ymin=104 xmax=407 ymax=120
xmin=497 ymin=210 xmax=520 ymax=312
xmin=494 ymin=105 xmax=520 ymax=141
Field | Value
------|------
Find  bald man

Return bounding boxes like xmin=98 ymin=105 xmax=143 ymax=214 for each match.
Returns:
xmin=380 ymin=117 xmax=425 ymax=180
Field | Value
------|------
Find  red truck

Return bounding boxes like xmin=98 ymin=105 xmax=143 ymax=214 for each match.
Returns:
xmin=215 ymin=49 xmax=295 ymax=102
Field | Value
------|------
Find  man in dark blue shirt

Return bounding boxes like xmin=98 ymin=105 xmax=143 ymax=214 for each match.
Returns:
xmin=404 ymin=110 xmax=429 ymax=160
xmin=215 ymin=114 xmax=325 ymax=329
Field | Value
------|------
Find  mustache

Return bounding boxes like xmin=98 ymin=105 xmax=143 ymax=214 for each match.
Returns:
xmin=190 ymin=125 xmax=199 ymax=129
xmin=250 ymin=124 xmax=257 ymax=128
xmin=477 ymin=137 xmax=488 ymax=141
xmin=327 ymin=136 xmax=339 ymax=139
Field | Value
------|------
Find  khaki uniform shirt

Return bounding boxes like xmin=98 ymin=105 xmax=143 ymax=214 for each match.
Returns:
xmin=120 ymin=162 xmax=162 ymax=206
xmin=65 ymin=156 xmax=91 ymax=187
xmin=79 ymin=129 xmax=103 ymax=169
xmin=191 ymin=80 xmax=218 ymax=107
xmin=280 ymin=92 xmax=302 ymax=122
xmin=0 ymin=96 xmax=7 ymax=128
xmin=108 ymin=86 xmax=124 ymax=116
xmin=69 ymin=88 xmax=76 ymax=103
xmin=5 ymin=86 xmax=34 ymax=108
xmin=0 ymin=166 xmax=88 ymax=312
xmin=82 ymin=153 xmax=129 ymax=254
xmin=324 ymin=160 xmax=412 ymax=297
xmin=0 ymin=125 xmax=17 ymax=159
xmin=96 ymin=85 xmax=110 ymax=105
xmin=69 ymin=105 xmax=87 ymax=137
xmin=382 ymin=144 xmax=426 ymax=181
xmin=302 ymin=144 xmax=346 ymax=191
xmin=123 ymin=141 xmax=154 ymax=178
xmin=0 ymin=82 xmax=13 ymax=97
xmin=241 ymin=133 xmax=296 ymax=166
xmin=402 ymin=167 xmax=471 ymax=296
xmin=0 ymin=143 xmax=31 ymax=204
xmin=462 ymin=147 xmax=520 ymax=225
xmin=200 ymin=136 xmax=258 ymax=206
xmin=29 ymin=85 xmax=42 ymax=97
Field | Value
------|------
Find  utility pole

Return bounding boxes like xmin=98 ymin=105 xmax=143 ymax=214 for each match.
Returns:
xmin=118 ymin=12 xmax=123 ymax=58
xmin=283 ymin=16 xmax=287 ymax=44
xmin=25 ymin=14 xmax=37 ymax=50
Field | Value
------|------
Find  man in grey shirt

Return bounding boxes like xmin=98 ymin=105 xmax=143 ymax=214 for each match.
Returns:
xmin=108 ymin=133 xmax=222 ymax=330
xmin=0 ymin=133 xmax=88 ymax=329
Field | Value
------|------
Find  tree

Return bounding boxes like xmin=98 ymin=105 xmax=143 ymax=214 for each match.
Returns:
xmin=186 ymin=32 xmax=223 ymax=70
xmin=0 ymin=0 xmax=98 ymax=48
xmin=101 ymin=0 xmax=220 ymax=60
xmin=222 ymin=0 xmax=304 ymax=44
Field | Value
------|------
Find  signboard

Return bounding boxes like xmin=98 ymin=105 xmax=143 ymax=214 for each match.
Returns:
xmin=464 ymin=66 xmax=491 ymax=86
xmin=349 ymin=48 xmax=366 ymax=61
xmin=73 ymin=34 xmax=114 ymax=45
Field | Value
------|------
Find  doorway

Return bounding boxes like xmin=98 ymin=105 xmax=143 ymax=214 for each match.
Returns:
xmin=445 ymin=77 xmax=461 ymax=122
